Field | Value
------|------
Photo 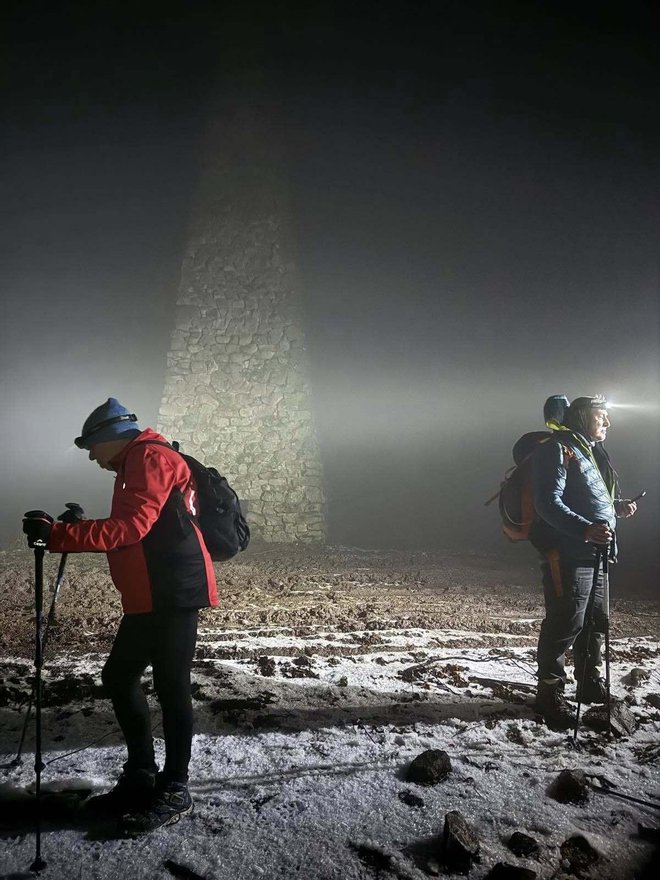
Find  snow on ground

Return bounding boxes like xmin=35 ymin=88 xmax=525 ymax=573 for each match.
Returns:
xmin=1 ymin=628 xmax=659 ymax=880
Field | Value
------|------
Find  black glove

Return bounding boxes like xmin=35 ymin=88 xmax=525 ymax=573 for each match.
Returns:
xmin=22 ymin=511 xmax=54 ymax=549
xmin=57 ymin=502 xmax=85 ymax=524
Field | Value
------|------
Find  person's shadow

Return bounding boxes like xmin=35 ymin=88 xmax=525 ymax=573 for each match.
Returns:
xmin=0 ymin=785 xmax=126 ymax=846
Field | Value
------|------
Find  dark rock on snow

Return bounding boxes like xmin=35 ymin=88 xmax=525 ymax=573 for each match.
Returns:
xmin=405 ymin=749 xmax=452 ymax=786
xmin=256 ymin=655 xmax=276 ymax=676
xmin=506 ymin=831 xmax=540 ymax=859
xmin=559 ymin=834 xmax=601 ymax=875
xmin=440 ymin=810 xmax=480 ymax=873
xmin=547 ymin=769 xmax=590 ymax=805
xmin=622 ymin=667 xmax=650 ymax=687
xmin=583 ymin=700 xmax=637 ymax=736
xmin=644 ymin=693 xmax=660 ymax=710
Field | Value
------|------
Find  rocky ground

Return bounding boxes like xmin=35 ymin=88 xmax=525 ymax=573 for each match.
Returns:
xmin=0 ymin=545 xmax=658 ymax=879
xmin=1 ymin=544 xmax=657 ymax=661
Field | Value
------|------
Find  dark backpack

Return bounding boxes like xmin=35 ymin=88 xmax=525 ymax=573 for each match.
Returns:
xmin=146 ymin=440 xmax=250 ymax=561
xmin=486 ymin=431 xmax=553 ymax=542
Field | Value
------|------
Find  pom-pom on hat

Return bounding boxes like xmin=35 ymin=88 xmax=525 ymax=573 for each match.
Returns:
xmin=74 ymin=398 xmax=141 ymax=449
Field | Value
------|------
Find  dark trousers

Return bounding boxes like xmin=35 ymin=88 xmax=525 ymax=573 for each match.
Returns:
xmin=101 ymin=609 xmax=199 ymax=784
xmin=536 ymin=555 xmax=608 ymax=684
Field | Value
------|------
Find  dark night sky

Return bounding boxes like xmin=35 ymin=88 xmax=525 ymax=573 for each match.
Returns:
xmin=1 ymin=2 xmax=658 ymax=587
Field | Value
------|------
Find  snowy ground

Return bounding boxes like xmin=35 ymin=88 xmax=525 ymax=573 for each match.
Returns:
xmin=0 ymin=546 xmax=659 ymax=879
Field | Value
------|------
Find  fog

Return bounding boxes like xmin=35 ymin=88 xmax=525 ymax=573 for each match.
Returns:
xmin=2 ymin=4 xmax=658 ymax=590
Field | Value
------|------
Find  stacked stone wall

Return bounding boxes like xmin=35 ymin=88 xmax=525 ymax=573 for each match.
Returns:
xmin=157 ymin=115 xmax=326 ymax=542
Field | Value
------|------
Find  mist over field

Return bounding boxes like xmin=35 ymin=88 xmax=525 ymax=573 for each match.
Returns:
xmin=1 ymin=3 xmax=658 ymax=590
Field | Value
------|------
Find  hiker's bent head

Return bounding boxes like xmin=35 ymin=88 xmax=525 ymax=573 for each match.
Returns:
xmin=87 ymin=439 xmax=132 ymax=471
xmin=564 ymin=395 xmax=610 ymax=442
xmin=75 ymin=397 xmax=142 ymax=469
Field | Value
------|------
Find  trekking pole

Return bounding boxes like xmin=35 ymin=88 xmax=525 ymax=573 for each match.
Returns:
xmin=11 ymin=504 xmax=83 ymax=767
xmin=11 ymin=553 xmax=68 ymax=767
xmin=602 ymin=549 xmax=612 ymax=739
xmin=30 ymin=543 xmax=47 ymax=874
xmin=573 ymin=546 xmax=602 ymax=743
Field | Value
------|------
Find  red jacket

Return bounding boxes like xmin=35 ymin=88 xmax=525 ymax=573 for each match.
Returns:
xmin=48 ymin=429 xmax=218 ymax=614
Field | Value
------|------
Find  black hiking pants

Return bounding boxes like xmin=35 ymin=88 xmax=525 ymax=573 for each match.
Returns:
xmin=101 ymin=608 xmax=199 ymax=784
xmin=536 ymin=555 xmax=607 ymax=685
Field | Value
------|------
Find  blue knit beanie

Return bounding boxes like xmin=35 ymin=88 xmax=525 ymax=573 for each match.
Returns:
xmin=74 ymin=398 xmax=141 ymax=449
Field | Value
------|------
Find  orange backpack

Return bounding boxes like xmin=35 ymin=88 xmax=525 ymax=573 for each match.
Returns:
xmin=487 ymin=432 xmax=573 ymax=542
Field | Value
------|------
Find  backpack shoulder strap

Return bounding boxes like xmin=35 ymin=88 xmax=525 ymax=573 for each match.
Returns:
xmin=117 ymin=438 xmax=191 ymax=487
xmin=559 ymin=443 xmax=576 ymax=467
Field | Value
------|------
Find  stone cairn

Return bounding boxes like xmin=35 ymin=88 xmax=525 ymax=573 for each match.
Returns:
xmin=157 ymin=106 xmax=326 ymax=543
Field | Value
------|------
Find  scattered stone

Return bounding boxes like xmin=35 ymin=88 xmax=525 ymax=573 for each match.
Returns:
xmin=547 ymin=769 xmax=590 ymax=805
xmin=256 ymin=656 xmax=276 ymax=677
xmin=507 ymin=831 xmax=540 ymax=859
xmin=583 ymin=700 xmax=637 ymax=736
xmin=622 ymin=667 xmax=650 ymax=687
xmin=292 ymin=655 xmax=313 ymax=667
xmin=398 ymin=789 xmax=424 ymax=808
xmin=280 ymin=661 xmax=319 ymax=680
xmin=485 ymin=864 xmax=537 ymax=879
xmin=440 ymin=810 xmax=480 ymax=873
xmin=405 ymin=749 xmax=452 ymax=786
xmin=559 ymin=834 xmax=601 ymax=875
xmin=609 ymin=700 xmax=639 ymax=736
xmin=644 ymin=693 xmax=660 ymax=710
xmin=337 ymin=676 xmax=348 ymax=687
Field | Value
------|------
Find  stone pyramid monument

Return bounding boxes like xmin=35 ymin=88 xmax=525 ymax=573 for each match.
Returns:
xmin=157 ymin=102 xmax=326 ymax=542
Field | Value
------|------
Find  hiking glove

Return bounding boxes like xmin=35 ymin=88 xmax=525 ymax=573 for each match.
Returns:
xmin=57 ymin=503 xmax=85 ymax=524
xmin=22 ymin=511 xmax=54 ymax=549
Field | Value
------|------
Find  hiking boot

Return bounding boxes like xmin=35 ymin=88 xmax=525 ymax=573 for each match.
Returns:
xmin=535 ymin=680 xmax=576 ymax=730
xmin=120 ymin=780 xmax=193 ymax=837
xmin=577 ymin=676 xmax=608 ymax=705
xmin=84 ymin=767 xmax=156 ymax=818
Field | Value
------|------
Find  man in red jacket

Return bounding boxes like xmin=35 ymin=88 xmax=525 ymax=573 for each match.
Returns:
xmin=23 ymin=398 xmax=218 ymax=836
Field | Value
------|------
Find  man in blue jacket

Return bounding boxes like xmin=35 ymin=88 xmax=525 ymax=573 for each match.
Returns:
xmin=530 ymin=395 xmax=637 ymax=728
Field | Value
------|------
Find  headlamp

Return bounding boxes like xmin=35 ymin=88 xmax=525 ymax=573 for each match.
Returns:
xmin=74 ymin=413 xmax=138 ymax=449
